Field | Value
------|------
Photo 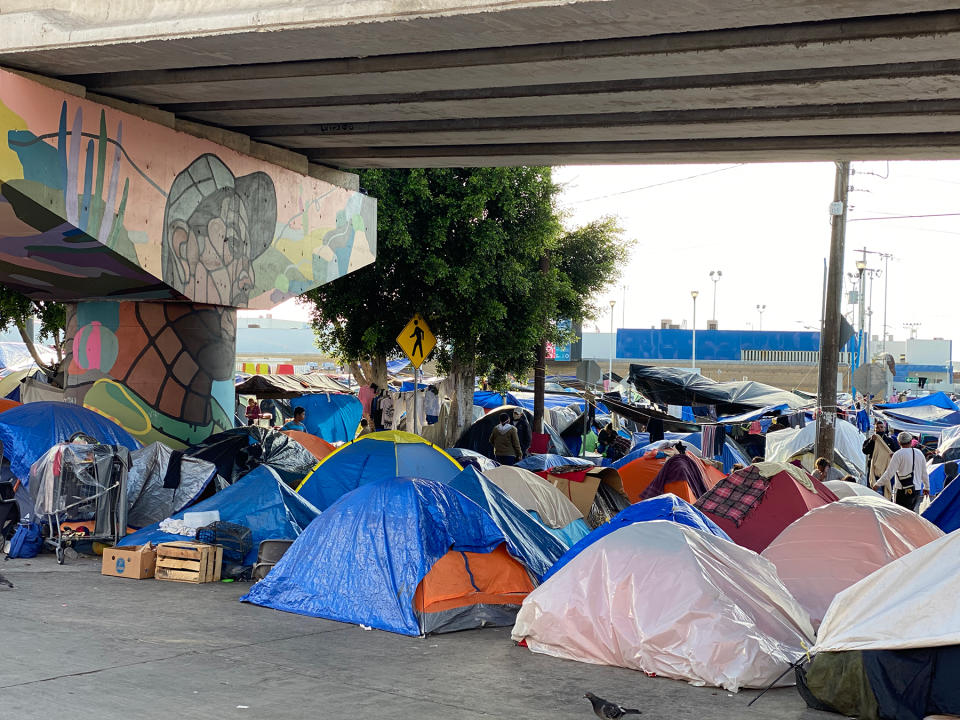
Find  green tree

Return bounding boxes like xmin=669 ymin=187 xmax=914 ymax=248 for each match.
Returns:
xmin=302 ymin=168 xmax=629 ymax=441
xmin=0 ymin=285 xmax=66 ymax=377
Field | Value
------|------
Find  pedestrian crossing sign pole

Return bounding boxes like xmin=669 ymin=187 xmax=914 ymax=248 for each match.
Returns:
xmin=396 ymin=314 xmax=436 ymax=435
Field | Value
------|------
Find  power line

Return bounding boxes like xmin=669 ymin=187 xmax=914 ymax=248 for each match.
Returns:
xmin=571 ymin=164 xmax=746 ymax=203
xmin=848 ymin=211 xmax=960 ymax=222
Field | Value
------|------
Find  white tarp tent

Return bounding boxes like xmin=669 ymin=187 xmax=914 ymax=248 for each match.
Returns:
xmin=815 ymin=530 xmax=960 ymax=653
xmin=511 ymin=520 xmax=814 ymax=692
xmin=761 ymin=496 xmax=943 ymax=628
xmin=765 ymin=420 xmax=867 ymax=477
xmin=482 ymin=465 xmax=583 ymax=529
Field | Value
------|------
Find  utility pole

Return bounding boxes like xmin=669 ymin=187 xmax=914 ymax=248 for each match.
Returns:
xmin=816 ymin=160 xmax=850 ymax=465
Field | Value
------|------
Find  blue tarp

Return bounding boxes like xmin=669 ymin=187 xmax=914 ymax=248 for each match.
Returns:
xmin=922 ymin=475 xmax=960 ymax=533
xmin=292 ymin=393 xmax=363 ymax=443
xmin=930 ymin=464 xmax=948 ymax=495
xmin=717 ymin=404 xmax=790 ymax=423
xmin=532 ymin=513 xmax=591 ymax=547
xmin=445 ymin=448 xmax=500 ymax=471
xmin=621 ymin=431 xmax=750 ymax=474
xmin=119 ymin=466 xmax=320 ymax=565
xmin=541 ymin=494 xmax=731 ymax=582
xmin=473 ymin=390 xmax=519 ymax=409
xmin=444 ymin=466 xmax=567 ymax=581
xmin=386 ymin=358 xmax=410 ymax=374
xmin=514 ymin=454 xmax=594 ymax=472
xmin=0 ymin=401 xmax=139 ymax=484
xmin=241 ymin=477 xmax=507 ymax=636
xmin=877 ymin=392 xmax=959 ymax=411
xmin=297 ymin=431 xmax=462 ymax=510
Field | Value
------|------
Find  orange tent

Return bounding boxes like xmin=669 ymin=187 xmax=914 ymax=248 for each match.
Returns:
xmin=282 ymin=430 xmax=335 ymax=462
xmin=0 ymin=398 xmax=21 ymax=414
xmin=618 ymin=449 xmax=723 ymax=503
xmin=414 ymin=544 xmax=535 ymax=634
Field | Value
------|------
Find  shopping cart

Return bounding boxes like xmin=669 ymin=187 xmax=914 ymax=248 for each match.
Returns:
xmin=29 ymin=442 xmax=130 ymax=564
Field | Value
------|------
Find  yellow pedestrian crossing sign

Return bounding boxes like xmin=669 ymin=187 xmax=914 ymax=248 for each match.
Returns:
xmin=397 ymin=314 xmax=436 ymax=369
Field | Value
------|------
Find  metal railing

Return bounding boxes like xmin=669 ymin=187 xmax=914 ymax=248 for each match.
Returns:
xmin=741 ymin=350 xmax=852 ymax=365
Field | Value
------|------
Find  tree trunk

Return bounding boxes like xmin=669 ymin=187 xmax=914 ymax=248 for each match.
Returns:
xmin=348 ymin=356 xmax=389 ymax=389
xmin=445 ymin=354 xmax=476 ymax=446
xmin=16 ymin=321 xmax=54 ymax=378
xmin=532 ymin=337 xmax=546 ymax=434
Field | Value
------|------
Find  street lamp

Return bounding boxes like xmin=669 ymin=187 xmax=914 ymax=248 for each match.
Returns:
xmin=756 ymin=304 xmax=766 ymax=331
xmin=608 ymin=299 xmax=616 ymax=389
xmin=691 ymin=291 xmax=699 ymax=369
xmin=709 ymin=270 xmax=722 ymax=324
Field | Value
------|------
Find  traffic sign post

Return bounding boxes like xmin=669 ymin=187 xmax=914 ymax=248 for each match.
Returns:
xmin=397 ymin=314 xmax=436 ymax=436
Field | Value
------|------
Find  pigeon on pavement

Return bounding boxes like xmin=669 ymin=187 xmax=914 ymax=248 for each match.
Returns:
xmin=584 ymin=692 xmax=641 ymax=719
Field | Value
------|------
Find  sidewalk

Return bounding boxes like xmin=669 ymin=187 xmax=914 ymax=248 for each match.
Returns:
xmin=0 ymin=556 xmax=824 ymax=720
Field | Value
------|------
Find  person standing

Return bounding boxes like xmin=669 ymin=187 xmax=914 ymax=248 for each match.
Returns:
xmin=512 ymin=408 xmax=532 ymax=457
xmin=424 ymin=385 xmax=440 ymax=426
xmin=855 ymin=402 xmax=870 ymax=433
xmin=876 ymin=432 xmax=930 ymax=511
xmin=489 ymin=412 xmax=523 ymax=465
xmin=281 ymin=406 xmax=307 ymax=432
xmin=245 ymin=398 xmax=262 ymax=426
xmin=359 ymin=382 xmax=378 ymax=420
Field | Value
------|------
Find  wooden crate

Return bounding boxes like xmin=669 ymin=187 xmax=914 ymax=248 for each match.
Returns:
xmin=155 ymin=541 xmax=223 ymax=584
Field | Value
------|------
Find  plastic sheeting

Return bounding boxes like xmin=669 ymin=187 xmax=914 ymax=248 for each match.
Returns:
xmin=483 ymin=465 xmax=583 ymax=529
xmin=822 ymin=480 xmax=883 ymax=499
xmin=126 ymin=443 xmax=219 ymax=529
xmin=541 ymin=494 xmax=730 ymax=582
xmin=297 ymin=431 xmax=462 ymax=510
xmin=242 ymin=477 xmax=509 ymax=636
xmin=291 ymin=393 xmax=363 ymax=443
xmin=512 ymin=521 xmax=815 ymax=692
xmin=188 ymin=427 xmax=317 ymax=487
xmin=765 ymin=420 xmax=867 ymax=475
xmin=513 ymin=454 xmax=594 ymax=473
xmin=531 ymin=512 xmax=591 ymax=548
xmin=626 ymin=431 xmax=751 ymax=474
xmin=628 ymin=364 xmax=810 ymax=414
xmin=815 ymin=531 xmax=960 ymax=653
xmin=119 ymin=466 xmax=320 ymax=566
xmin=444 ymin=466 xmax=567 ymax=582
xmin=876 ymin=392 xmax=959 ymax=411
xmin=0 ymin=402 xmax=139 ymax=484
xmin=923 ymin=474 xmax=960 ymax=532
xmin=762 ymin=497 xmax=943 ymax=627
xmin=445 ymin=448 xmax=500 ymax=472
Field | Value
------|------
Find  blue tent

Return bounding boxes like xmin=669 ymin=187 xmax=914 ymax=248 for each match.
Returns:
xmin=473 ymin=390 xmax=519 ymax=409
xmin=0 ymin=401 xmax=139 ymax=484
xmin=514 ymin=454 xmax=594 ymax=472
xmin=877 ymin=392 xmax=959 ymax=411
xmin=296 ymin=430 xmax=462 ymax=510
xmin=446 ymin=448 xmax=500 ymax=471
xmin=923 ymin=476 xmax=960 ymax=533
xmin=242 ymin=477 xmax=523 ymax=636
xmin=444 ymin=466 xmax=567 ymax=581
xmin=620 ymin=431 xmax=750 ymax=474
xmin=930 ymin=463 xmax=948 ymax=495
xmin=292 ymin=393 xmax=363 ymax=443
xmin=532 ymin=512 xmax=591 ymax=547
xmin=541 ymin=494 xmax=731 ymax=582
xmin=119 ymin=466 xmax=320 ymax=565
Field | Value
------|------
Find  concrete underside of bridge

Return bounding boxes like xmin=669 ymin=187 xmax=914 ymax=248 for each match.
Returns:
xmin=5 ymin=1 xmax=960 ymax=167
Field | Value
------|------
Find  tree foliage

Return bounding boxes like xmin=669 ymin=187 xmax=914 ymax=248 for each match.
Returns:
xmin=302 ymin=167 xmax=630 ymax=436
xmin=0 ymin=285 xmax=67 ymax=374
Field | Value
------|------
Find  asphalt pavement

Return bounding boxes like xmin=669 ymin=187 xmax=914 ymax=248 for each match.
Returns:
xmin=0 ymin=555 xmax=829 ymax=720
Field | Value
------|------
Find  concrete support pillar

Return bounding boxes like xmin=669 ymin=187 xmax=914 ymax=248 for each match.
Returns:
xmin=65 ymin=300 xmax=236 ymax=448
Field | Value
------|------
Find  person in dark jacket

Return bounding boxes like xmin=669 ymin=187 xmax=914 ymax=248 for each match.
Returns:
xmin=512 ymin=408 xmax=532 ymax=457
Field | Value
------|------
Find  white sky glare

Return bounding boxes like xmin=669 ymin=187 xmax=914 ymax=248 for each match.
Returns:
xmin=251 ymin=160 xmax=958 ymax=358
xmin=554 ymin=161 xmax=959 ymax=357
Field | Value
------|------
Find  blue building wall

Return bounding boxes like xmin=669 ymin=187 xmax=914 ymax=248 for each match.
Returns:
xmin=616 ymin=329 xmax=821 ymax=361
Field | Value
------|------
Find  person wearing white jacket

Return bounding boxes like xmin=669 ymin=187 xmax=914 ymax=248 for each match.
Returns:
xmin=876 ymin=432 xmax=929 ymax=511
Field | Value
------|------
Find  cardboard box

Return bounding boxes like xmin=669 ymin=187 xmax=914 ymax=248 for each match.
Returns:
xmin=155 ymin=541 xmax=223 ymax=584
xmin=101 ymin=544 xmax=156 ymax=579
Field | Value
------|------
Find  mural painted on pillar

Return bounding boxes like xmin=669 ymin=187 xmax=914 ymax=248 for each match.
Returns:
xmin=65 ymin=301 xmax=236 ymax=448
xmin=0 ymin=69 xmax=376 ymax=307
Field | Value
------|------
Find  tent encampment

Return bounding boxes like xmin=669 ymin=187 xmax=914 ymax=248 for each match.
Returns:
xmin=695 ymin=462 xmax=839 ymax=553
xmin=443 ymin=466 xmax=568 ymax=582
xmin=512 ymin=520 xmax=815 ymax=692
xmin=455 ymin=405 xmax=571 ymax=458
xmin=119 ymin=465 xmax=320 ymax=565
xmin=541 ymin=494 xmax=731 ymax=582
xmin=296 ymin=430 xmax=462 ymax=510
xmin=822 ymin=480 xmax=883 ymax=500
xmin=482 ymin=465 xmax=590 ymax=546
xmin=126 ymin=443 xmax=219 ymax=528
xmin=0 ymin=401 xmax=139 ymax=484
xmin=626 ymin=431 xmax=752 ymax=474
xmin=445 ymin=448 xmax=500 ymax=472
xmin=799 ymin=531 xmax=960 ymax=720
xmin=922 ymin=472 xmax=960 ymax=533
xmin=280 ymin=430 xmax=335 ymax=462
xmin=762 ymin=496 xmax=943 ymax=627
xmin=289 ymin=393 xmax=363 ymax=443
xmin=764 ymin=421 xmax=867 ymax=479
xmin=242 ymin=477 xmax=534 ymax=636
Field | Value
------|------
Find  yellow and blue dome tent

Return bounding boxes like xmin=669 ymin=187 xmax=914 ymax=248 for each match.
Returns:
xmin=296 ymin=430 xmax=462 ymax=510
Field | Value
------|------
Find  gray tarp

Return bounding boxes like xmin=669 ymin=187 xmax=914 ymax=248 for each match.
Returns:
xmin=126 ymin=443 xmax=218 ymax=529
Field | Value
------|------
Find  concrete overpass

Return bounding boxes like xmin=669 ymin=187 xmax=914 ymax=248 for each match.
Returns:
xmin=5 ymin=1 xmax=960 ymax=167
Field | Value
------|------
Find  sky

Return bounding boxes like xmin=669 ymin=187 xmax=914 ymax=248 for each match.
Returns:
xmin=248 ymin=160 xmax=959 ymax=357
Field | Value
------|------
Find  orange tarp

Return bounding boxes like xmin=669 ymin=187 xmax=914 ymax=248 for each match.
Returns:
xmin=282 ymin=430 xmax=335 ymax=462
xmin=414 ymin=544 xmax=534 ymax=614
xmin=618 ymin=450 xmax=722 ymax=503
xmin=0 ymin=398 xmax=21 ymax=414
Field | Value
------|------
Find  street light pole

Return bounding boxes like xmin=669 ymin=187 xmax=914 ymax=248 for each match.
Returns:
xmin=709 ymin=270 xmax=722 ymax=324
xmin=608 ymin=299 xmax=616 ymax=389
xmin=691 ymin=290 xmax=699 ymax=369
xmin=756 ymin=304 xmax=766 ymax=331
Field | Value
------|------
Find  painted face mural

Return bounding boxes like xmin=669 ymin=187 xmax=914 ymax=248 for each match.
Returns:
xmin=162 ymin=154 xmax=277 ymax=307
